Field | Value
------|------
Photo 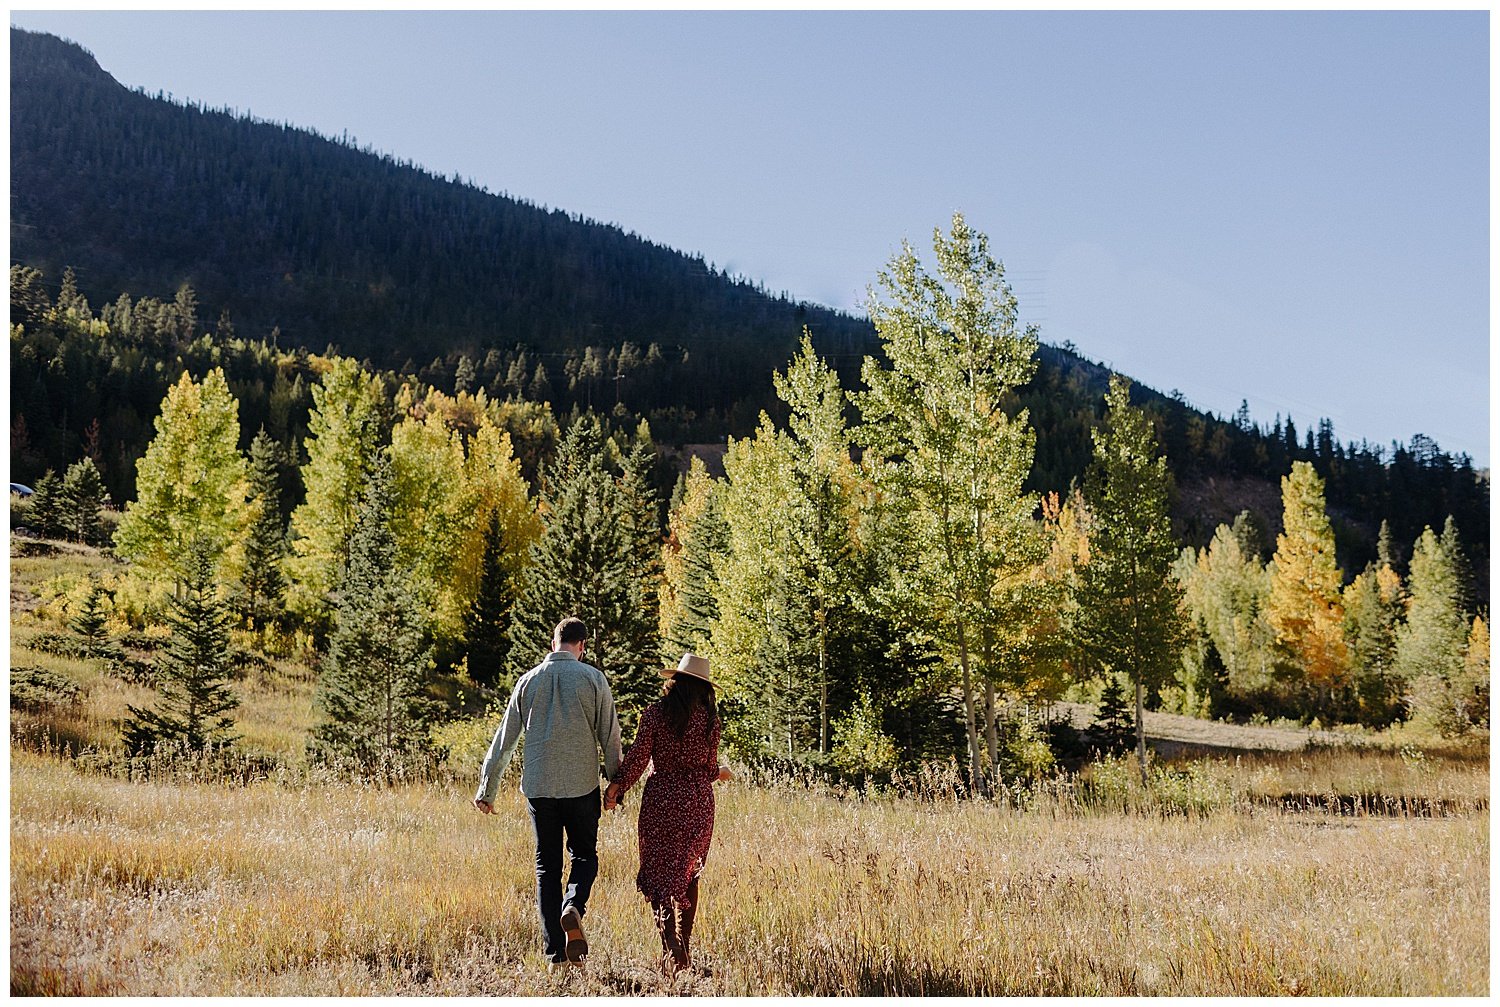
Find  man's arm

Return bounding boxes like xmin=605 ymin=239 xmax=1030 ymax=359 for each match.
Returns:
xmin=596 ymin=679 xmax=623 ymax=783
xmin=474 ymin=683 xmax=525 ymax=808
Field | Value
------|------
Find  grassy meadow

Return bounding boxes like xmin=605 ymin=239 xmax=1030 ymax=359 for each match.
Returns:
xmin=8 ymin=539 xmax=1492 ymax=995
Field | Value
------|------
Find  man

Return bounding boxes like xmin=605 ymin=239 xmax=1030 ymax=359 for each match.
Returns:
xmin=474 ymin=617 xmax=622 ymax=968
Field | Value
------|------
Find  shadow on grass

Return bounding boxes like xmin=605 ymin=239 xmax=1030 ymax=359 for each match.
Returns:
xmin=1266 ymin=792 xmax=1488 ymax=817
xmin=10 ymin=710 xmax=98 ymax=757
xmin=12 ymin=963 xmax=126 ymax=996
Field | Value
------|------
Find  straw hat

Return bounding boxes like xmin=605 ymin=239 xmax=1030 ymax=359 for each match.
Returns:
xmin=662 ymin=652 xmax=712 ymax=685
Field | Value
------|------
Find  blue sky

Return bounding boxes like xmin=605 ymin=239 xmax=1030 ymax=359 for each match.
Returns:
xmin=9 ymin=10 xmax=1490 ymax=466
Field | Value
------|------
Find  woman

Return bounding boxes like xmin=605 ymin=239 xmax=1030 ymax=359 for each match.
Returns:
xmin=604 ymin=652 xmax=731 ymax=974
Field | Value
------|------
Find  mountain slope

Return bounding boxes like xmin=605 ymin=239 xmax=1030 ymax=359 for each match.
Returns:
xmin=8 ymin=29 xmax=1487 ymax=593
xmin=10 ymin=28 xmax=873 ymax=420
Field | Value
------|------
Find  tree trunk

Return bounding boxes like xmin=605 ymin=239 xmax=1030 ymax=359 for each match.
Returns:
xmin=981 ymin=628 xmax=998 ymax=791
xmin=818 ymin=616 xmax=828 ymax=755
xmin=1134 ymin=677 xmax=1148 ymax=786
xmin=983 ymin=676 xmax=998 ymax=791
xmin=956 ymin=621 xmax=981 ymax=794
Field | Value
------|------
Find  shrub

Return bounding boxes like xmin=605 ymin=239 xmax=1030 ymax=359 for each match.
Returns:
xmin=431 ymin=707 xmax=508 ymax=772
xmin=75 ymin=739 xmax=284 ymax=786
xmin=111 ymin=655 xmax=158 ymax=687
xmin=831 ymin=692 xmax=900 ymax=777
xmin=23 ymin=630 xmax=86 ymax=659
xmin=10 ymin=665 xmax=84 ymax=712
xmin=1042 ymin=717 xmax=1091 ymax=770
xmin=997 ymin=715 xmax=1056 ymax=782
xmin=1079 ymin=755 xmax=1239 ymax=816
xmin=118 ymin=628 xmax=169 ymax=651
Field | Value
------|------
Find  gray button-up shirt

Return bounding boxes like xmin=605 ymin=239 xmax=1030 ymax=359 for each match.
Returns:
xmin=474 ymin=651 xmax=623 ymax=803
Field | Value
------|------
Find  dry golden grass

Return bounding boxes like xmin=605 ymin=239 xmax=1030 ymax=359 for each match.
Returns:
xmin=7 ymin=540 xmax=1490 ymax=994
xmin=9 ymin=748 xmax=1488 ymax=996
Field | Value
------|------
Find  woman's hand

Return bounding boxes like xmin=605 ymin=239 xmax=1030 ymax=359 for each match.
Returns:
xmin=716 ymin=765 xmax=733 ymax=783
xmin=603 ymin=782 xmax=622 ymax=811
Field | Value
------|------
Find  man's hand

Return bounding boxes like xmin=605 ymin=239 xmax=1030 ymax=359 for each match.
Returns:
xmin=473 ymin=798 xmax=495 ymax=815
xmin=603 ymin=782 xmax=622 ymax=811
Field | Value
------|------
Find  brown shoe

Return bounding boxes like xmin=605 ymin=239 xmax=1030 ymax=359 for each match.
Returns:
xmin=560 ymin=906 xmax=588 ymax=964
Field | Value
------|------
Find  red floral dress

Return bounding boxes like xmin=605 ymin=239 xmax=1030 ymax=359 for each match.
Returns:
xmin=613 ymin=702 xmax=720 ymax=904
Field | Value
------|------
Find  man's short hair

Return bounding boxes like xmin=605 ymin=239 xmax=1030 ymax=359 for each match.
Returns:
xmin=554 ymin=617 xmax=588 ymax=646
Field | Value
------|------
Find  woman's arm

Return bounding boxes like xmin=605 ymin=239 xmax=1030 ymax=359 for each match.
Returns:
xmin=707 ymin=716 xmax=726 ymax=783
xmin=605 ymin=707 xmax=655 ymax=810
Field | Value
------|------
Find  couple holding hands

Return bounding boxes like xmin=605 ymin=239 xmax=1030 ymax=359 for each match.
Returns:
xmin=472 ymin=617 xmax=730 ymax=975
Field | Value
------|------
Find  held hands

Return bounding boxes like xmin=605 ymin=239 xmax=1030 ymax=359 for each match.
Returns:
xmin=473 ymin=799 xmax=495 ymax=815
xmin=601 ymin=768 xmax=727 ymax=812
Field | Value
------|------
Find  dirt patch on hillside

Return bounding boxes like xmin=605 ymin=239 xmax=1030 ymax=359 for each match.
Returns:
xmin=661 ymin=442 xmax=728 ymax=477
xmin=1055 ymin=701 xmax=1345 ymax=755
xmin=10 ymin=535 xmax=103 ymax=559
xmin=11 ymin=587 xmax=40 ymax=614
xmin=1173 ymin=475 xmax=1284 ymax=545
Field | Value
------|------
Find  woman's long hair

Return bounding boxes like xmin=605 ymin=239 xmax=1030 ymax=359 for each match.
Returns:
xmin=660 ymin=673 xmax=718 ymax=737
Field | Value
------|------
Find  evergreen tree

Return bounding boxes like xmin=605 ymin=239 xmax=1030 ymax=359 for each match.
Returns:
xmin=454 ymin=354 xmax=477 ymax=394
xmin=60 ymin=457 xmax=107 ymax=543
xmin=848 ymin=490 xmax=960 ymax=765
xmin=71 ymin=580 xmax=123 ymax=662
xmin=503 ymin=353 xmax=528 ymax=398
xmin=10 ymin=263 xmax=50 ymax=328
xmin=507 ymin=415 xmax=655 ymax=731
xmin=56 ymin=265 xmax=89 ymax=318
xmin=1439 ymin=516 xmax=1474 ymax=620
xmin=239 ymin=429 xmax=288 ymax=636
xmin=464 ymin=510 xmax=517 ymax=688
xmin=1090 ymin=675 xmax=1135 ymax=757
xmin=171 ymin=283 xmax=198 ymax=343
xmin=1076 ymin=375 xmax=1187 ymax=783
xmin=527 ymin=363 xmax=550 ymax=402
xmin=27 ymin=469 xmax=64 ymax=537
xmin=1376 ymin=519 xmax=1397 ymax=569
xmin=1231 ymin=508 xmax=1266 ymax=563
xmin=308 ymin=454 xmax=436 ymax=774
xmin=1342 ymin=557 xmax=1404 ymax=726
xmin=660 ymin=457 xmax=727 ymax=659
xmin=114 ymin=369 xmax=250 ymax=598
xmin=613 ymin=427 xmax=667 ymax=722
xmin=122 ymin=543 xmax=239 ymax=754
xmin=852 ymin=213 xmax=1040 ymax=790
xmin=1266 ymin=461 xmax=1349 ymax=713
xmin=286 ymin=357 xmax=386 ymax=625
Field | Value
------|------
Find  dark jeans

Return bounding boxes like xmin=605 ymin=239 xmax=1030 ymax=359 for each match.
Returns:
xmin=526 ymin=788 xmax=601 ymax=962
